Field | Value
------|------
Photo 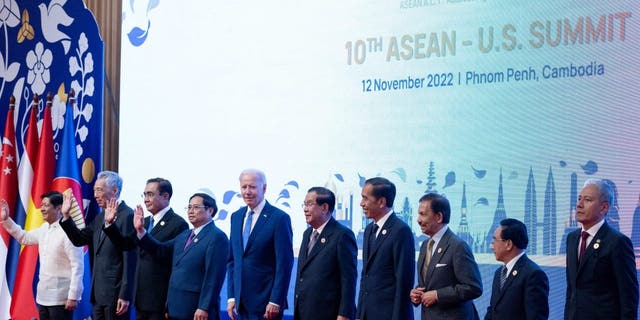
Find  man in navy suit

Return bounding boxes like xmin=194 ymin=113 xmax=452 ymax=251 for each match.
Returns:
xmin=227 ymin=169 xmax=294 ymax=320
xmin=103 ymin=178 xmax=188 ymax=320
xmin=564 ymin=179 xmax=638 ymax=320
xmin=133 ymin=191 xmax=229 ymax=320
xmin=294 ymin=187 xmax=357 ymax=320
xmin=60 ymin=171 xmax=137 ymax=320
xmin=357 ymin=177 xmax=415 ymax=320
xmin=485 ymin=218 xmax=548 ymax=320
xmin=410 ymin=193 xmax=482 ymax=320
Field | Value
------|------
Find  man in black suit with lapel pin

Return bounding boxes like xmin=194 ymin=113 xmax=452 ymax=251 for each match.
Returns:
xmin=357 ymin=177 xmax=415 ymax=320
xmin=485 ymin=218 xmax=548 ymax=320
xmin=60 ymin=171 xmax=137 ymax=320
xmin=294 ymin=187 xmax=357 ymax=320
xmin=410 ymin=192 xmax=482 ymax=320
xmin=564 ymin=179 xmax=638 ymax=320
xmin=103 ymin=178 xmax=188 ymax=320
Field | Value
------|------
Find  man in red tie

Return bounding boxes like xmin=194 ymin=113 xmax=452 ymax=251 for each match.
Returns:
xmin=564 ymin=179 xmax=638 ymax=320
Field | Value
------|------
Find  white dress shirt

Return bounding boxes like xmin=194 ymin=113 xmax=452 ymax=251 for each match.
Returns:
xmin=2 ymin=218 xmax=84 ymax=306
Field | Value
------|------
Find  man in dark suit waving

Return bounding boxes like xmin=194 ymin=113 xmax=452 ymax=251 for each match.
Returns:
xmin=485 ymin=218 xmax=549 ymax=320
xmin=60 ymin=171 xmax=137 ymax=320
xmin=103 ymin=178 xmax=188 ymax=320
xmin=227 ymin=169 xmax=294 ymax=320
xmin=357 ymin=177 xmax=415 ymax=320
xmin=294 ymin=187 xmax=357 ymax=320
xmin=410 ymin=193 xmax=482 ymax=320
xmin=564 ymin=179 xmax=638 ymax=320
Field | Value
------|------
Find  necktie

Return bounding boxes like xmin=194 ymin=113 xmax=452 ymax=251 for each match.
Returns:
xmin=578 ymin=231 xmax=589 ymax=263
xmin=422 ymin=238 xmax=435 ymax=281
xmin=243 ymin=211 xmax=254 ymax=250
xmin=184 ymin=231 xmax=194 ymax=250
xmin=367 ymin=224 xmax=379 ymax=254
xmin=148 ymin=218 xmax=154 ymax=233
xmin=499 ymin=266 xmax=508 ymax=289
xmin=307 ymin=230 xmax=319 ymax=255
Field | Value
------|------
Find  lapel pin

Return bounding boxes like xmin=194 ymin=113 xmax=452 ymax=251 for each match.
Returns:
xmin=193 ymin=238 xmax=199 ymax=243
xmin=321 ymin=238 xmax=326 ymax=243
xmin=593 ymin=243 xmax=599 ymax=249
xmin=160 ymin=221 xmax=165 ymax=226
xmin=382 ymin=229 xmax=387 ymax=235
xmin=263 ymin=214 xmax=267 ymax=218
xmin=512 ymin=270 xmax=518 ymax=276
xmin=437 ymin=248 xmax=442 ymax=254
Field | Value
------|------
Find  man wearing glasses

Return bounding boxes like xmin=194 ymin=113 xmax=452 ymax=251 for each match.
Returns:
xmin=294 ymin=187 xmax=357 ymax=320
xmin=131 ymin=191 xmax=229 ymax=320
xmin=103 ymin=178 xmax=188 ymax=320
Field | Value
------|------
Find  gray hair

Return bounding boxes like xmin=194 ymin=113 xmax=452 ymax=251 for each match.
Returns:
xmin=583 ymin=178 xmax=613 ymax=204
xmin=97 ymin=171 xmax=123 ymax=197
xmin=239 ymin=169 xmax=267 ymax=185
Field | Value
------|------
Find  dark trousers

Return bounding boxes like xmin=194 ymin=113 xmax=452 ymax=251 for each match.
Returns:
xmin=93 ymin=304 xmax=130 ymax=320
xmin=136 ymin=309 xmax=166 ymax=320
xmin=38 ymin=304 xmax=72 ymax=320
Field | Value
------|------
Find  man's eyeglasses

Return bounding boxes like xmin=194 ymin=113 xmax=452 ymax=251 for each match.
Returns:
xmin=301 ymin=202 xmax=316 ymax=208
xmin=185 ymin=205 xmax=208 ymax=211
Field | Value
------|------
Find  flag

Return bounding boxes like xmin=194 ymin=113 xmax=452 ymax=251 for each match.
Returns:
xmin=11 ymin=94 xmax=56 ymax=319
xmin=0 ymin=97 xmax=19 ymax=320
xmin=51 ymin=91 xmax=92 ymax=320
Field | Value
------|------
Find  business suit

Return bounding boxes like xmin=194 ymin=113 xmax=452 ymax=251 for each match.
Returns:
xmin=138 ymin=221 xmax=229 ymax=320
xmin=564 ymin=222 xmax=638 ymax=320
xmin=60 ymin=201 xmax=137 ymax=319
xmin=357 ymin=213 xmax=415 ymax=320
xmin=485 ymin=254 xmax=549 ymax=320
xmin=104 ymin=208 xmax=188 ymax=317
xmin=294 ymin=217 xmax=357 ymax=320
xmin=416 ymin=228 xmax=482 ymax=320
xmin=227 ymin=201 xmax=294 ymax=318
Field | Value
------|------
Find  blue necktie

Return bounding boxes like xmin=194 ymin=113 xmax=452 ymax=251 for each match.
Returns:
xmin=243 ymin=211 xmax=254 ymax=250
xmin=148 ymin=218 xmax=154 ymax=233
xmin=499 ymin=266 xmax=508 ymax=289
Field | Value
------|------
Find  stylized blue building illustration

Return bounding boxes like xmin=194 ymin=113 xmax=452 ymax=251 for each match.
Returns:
xmin=524 ymin=167 xmax=537 ymax=255
xmin=485 ymin=169 xmax=507 ymax=253
xmin=543 ymin=167 xmax=557 ymax=255
xmin=425 ymin=161 xmax=438 ymax=193
xmin=559 ymin=172 xmax=578 ymax=254
xmin=603 ymin=179 xmax=621 ymax=231
xmin=632 ymin=194 xmax=640 ymax=257
xmin=398 ymin=196 xmax=413 ymax=232
xmin=457 ymin=183 xmax=474 ymax=247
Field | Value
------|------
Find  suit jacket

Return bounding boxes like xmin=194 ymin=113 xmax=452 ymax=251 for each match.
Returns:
xmin=484 ymin=254 xmax=549 ymax=320
xmin=294 ymin=218 xmax=357 ymax=320
xmin=104 ymin=208 xmax=189 ymax=313
xmin=138 ymin=221 xmax=229 ymax=320
xmin=564 ymin=222 xmax=638 ymax=320
xmin=227 ymin=201 xmax=294 ymax=316
xmin=415 ymin=228 xmax=482 ymax=320
xmin=60 ymin=201 xmax=137 ymax=306
xmin=357 ymin=213 xmax=415 ymax=320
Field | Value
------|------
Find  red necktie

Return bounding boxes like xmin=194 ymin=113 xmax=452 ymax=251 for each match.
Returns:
xmin=578 ymin=231 xmax=589 ymax=263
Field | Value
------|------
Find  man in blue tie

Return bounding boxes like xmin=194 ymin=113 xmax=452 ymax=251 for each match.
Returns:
xmin=485 ymin=218 xmax=549 ymax=320
xmin=227 ymin=169 xmax=294 ymax=320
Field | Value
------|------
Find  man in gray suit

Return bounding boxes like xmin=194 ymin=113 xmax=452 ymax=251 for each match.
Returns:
xmin=410 ymin=193 xmax=482 ymax=320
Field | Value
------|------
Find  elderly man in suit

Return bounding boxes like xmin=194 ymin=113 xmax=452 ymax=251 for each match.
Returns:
xmin=227 ymin=169 xmax=294 ymax=320
xmin=103 ymin=178 xmax=189 ymax=320
xmin=357 ymin=177 xmax=415 ymax=320
xmin=294 ymin=187 xmax=357 ymax=320
xmin=410 ymin=192 xmax=482 ymax=320
xmin=132 ymin=191 xmax=228 ymax=320
xmin=564 ymin=179 xmax=638 ymax=320
xmin=485 ymin=218 xmax=549 ymax=320
xmin=60 ymin=171 xmax=137 ymax=320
